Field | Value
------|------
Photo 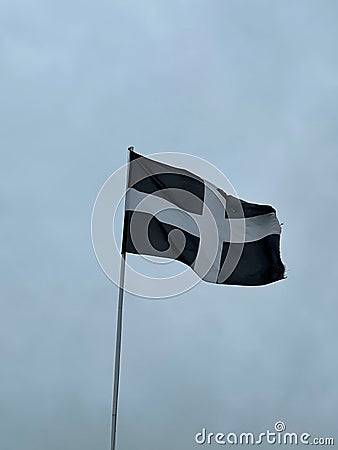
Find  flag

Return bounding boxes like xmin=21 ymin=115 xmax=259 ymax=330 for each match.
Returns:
xmin=122 ymin=151 xmax=285 ymax=286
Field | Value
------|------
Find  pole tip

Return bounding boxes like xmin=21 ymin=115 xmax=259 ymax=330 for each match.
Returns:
xmin=128 ymin=146 xmax=135 ymax=152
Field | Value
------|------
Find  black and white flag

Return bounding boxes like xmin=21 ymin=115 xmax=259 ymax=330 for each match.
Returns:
xmin=123 ymin=151 xmax=285 ymax=286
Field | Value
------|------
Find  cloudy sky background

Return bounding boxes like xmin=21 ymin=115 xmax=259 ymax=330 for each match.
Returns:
xmin=1 ymin=0 xmax=338 ymax=448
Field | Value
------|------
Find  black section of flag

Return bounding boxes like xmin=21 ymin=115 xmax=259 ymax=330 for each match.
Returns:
xmin=123 ymin=211 xmax=199 ymax=267
xmin=217 ymin=189 xmax=275 ymax=218
xmin=218 ymin=235 xmax=285 ymax=286
xmin=128 ymin=151 xmax=204 ymax=214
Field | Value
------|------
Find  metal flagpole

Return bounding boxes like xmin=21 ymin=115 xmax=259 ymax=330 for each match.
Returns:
xmin=110 ymin=146 xmax=134 ymax=450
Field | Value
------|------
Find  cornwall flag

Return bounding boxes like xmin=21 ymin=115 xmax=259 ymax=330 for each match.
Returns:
xmin=123 ymin=151 xmax=285 ymax=286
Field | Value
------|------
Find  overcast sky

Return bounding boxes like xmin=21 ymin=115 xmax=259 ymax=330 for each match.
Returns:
xmin=1 ymin=1 xmax=338 ymax=449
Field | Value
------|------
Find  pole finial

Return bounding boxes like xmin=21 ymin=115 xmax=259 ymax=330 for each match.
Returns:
xmin=128 ymin=146 xmax=134 ymax=152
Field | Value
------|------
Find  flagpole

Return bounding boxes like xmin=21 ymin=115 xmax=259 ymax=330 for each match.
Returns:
xmin=110 ymin=146 xmax=134 ymax=450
